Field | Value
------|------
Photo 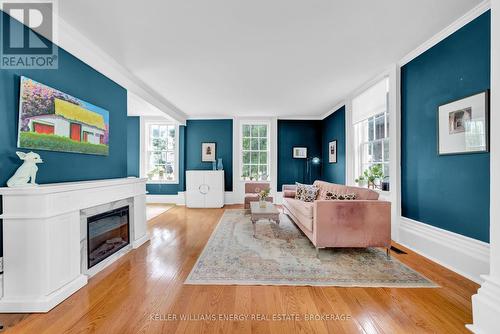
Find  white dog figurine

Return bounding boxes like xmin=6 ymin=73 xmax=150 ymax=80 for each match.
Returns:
xmin=7 ymin=151 xmax=44 ymax=187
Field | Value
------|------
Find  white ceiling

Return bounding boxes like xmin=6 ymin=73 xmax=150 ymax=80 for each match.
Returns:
xmin=59 ymin=0 xmax=482 ymax=118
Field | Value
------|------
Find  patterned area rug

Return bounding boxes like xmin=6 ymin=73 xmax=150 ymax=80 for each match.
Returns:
xmin=186 ymin=210 xmax=437 ymax=287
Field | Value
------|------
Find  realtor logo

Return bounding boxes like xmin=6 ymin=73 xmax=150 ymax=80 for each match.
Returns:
xmin=0 ymin=0 xmax=58 ymax=69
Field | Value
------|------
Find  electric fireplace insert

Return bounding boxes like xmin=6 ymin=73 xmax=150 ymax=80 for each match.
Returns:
xmin=87 ymin=205 xmax=130 ymax=269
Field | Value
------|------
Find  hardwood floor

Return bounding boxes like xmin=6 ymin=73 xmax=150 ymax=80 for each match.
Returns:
xmin=0 ymin=205 xmax=479 ymax=333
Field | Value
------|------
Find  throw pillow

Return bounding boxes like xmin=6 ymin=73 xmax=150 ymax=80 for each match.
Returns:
xmin=324 ymin=192 xmax=358 ymax=200
xmin=336 ymin=193 xmax=358 ymax=200
xmin=294 ymin=182 xmax=304 ymax=200
xmin=299 ymin=184 xmax=319 ymax=202
xmin=324 ymin=191 xmax=337 ymax=200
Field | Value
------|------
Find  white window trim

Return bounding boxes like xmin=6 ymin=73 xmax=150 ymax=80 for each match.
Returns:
xmin=140 ymin=117 xmax=179 ymax=185
xmin=239 ymin=120 xmax=271 ymax=182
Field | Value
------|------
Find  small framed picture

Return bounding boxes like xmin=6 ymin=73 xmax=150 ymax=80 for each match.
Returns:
xmin=438 ymin=90 xmax=489 ymax=155
xmin=202 ymin=142 xmax=216 ymax=162
xmin=329 ymin=140 xmax=337 ymax=163
xmin=292 ymin=147 xmax=307 ymax=159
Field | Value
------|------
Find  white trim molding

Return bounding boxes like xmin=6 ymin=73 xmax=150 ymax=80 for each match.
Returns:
xmin=469 ymin=0 xmax=499 ymax=331
xmin=399 ymin=217 xmax=489 ymax=284
xmin=399 ymin=0 xmax=491 ymax=66
xmin=147 ymin=192 xmax=185 ymax=205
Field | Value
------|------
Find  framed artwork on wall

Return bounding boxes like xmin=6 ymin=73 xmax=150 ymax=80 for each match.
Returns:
xmin=437 ymin=90 xmax=489 ymax=155
xmin=292 ymin=147 xmax=307 ymax=159
xmin=17 ymin=76 xmax=110 ymax=156
xmin=202 ymin=142 xmax=216 ymax=162
xmin=329 ymin=140 xmax=337 ymax=163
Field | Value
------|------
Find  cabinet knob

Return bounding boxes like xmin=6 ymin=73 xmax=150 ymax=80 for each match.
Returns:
xmin=199 ymin=184 xmax=210 ymax=195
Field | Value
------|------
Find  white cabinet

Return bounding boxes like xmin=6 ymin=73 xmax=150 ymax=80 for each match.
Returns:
xmin=186 ymin=170 xmax=224 ymax=208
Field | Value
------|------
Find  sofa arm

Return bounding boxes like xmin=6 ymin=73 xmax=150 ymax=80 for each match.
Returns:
xmin=282 ymin=184 xmax=297 ymax=198
xmin=313 ymin=200 xmax=391 ymax=248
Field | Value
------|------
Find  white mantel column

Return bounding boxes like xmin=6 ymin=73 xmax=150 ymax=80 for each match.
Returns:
xmin=468 ymin=1 xmax=500 ymax=333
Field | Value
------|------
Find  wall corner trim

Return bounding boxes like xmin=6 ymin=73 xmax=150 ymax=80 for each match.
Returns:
xmin=399 ymin=0 xmax=491 ymax=66
xmin=399 ymin=217 xmax=489 ymax=284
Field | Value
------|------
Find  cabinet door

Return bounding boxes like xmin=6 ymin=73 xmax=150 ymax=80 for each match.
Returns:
xmin=186 ymin=171 xmax=205 ymax=208
xmin=204 ymin=171 xmax=224 ymax=208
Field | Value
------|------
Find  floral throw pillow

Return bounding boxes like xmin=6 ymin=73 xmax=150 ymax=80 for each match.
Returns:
xmin=298 ymin=184 xmax=319 ymax=202
xmin=294 ymin=182 xmax=304 ymax=200
xmin=324 ymin=192 xmax=358 ymax=200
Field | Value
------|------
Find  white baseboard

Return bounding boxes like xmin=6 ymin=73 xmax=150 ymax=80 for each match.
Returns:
xmin=147 ymin=192 xmax=243 ymax=205
xmin=468 ymin=275 xmax=500 ymax=333
xmin=146 ymin=192 xmax=185 ymax=205
xmin=399 ymin=217 xmax=489 ymax=284
xmin=0 ymin=275 xmax=87 ymax=313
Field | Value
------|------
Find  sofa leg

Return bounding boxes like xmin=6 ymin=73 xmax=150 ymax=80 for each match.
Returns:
xmin=386 ymin=247 xmax=390 ymax=258
xmin=315 ymin=247 xmax=320 ymax=258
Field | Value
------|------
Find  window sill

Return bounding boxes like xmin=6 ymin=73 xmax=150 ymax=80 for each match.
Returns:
xmin=146 ymin=180 xmax=179 ymax=185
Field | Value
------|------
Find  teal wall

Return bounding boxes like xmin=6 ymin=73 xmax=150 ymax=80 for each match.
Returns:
xmin=321 ymin=106 xmax=346 ymax=184
xmin=127 ymin=117 xmax=140 ymax=177
xmin=401 ymin=11 xmax=490 ymax=242
xmin=0 ymin=12 xmax=128 ymax=186
xmin=185 ymin=120 xmax=233 ymax=191
xmin=277 ymin=120 xmax=322 ymax=190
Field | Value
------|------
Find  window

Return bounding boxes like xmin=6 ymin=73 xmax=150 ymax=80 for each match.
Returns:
xmin=145 ymin=123 xmax=177 ymax=182
xmin=352 ymin=78 xmax=390 ymax=186
xmin=241 ymin=123 xmax=270 ymax=181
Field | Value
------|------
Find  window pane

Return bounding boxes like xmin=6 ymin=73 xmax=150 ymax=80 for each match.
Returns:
xmin=242 ymin=165 xmax=250 ymax=178
xmin=368 ymin=117 xmax=374 ymax=141
xmin=243 ymin=125 xmax=251 ymax=137
xmin=251 ymin=152 xmax=259 ymax=164
xmin=251 ymin=138 xmax=259 ymax=150
xmin=259 ymin=152 xmax=267 ymax=164
xmin=250 ymin=165 xmax=258 ymax=180
xmin=259 ymin=165 xmax=268 ymax=180
xmin=383 ymin=163 xmax=390 ymax=180
xmin=243 ymin=152 xmax=250 ymax=164
xmin=375 ymin=114 xmax=385 ymax=140
xmin=242 ymin=138 xmax=250 ymax=150
xmin=383 ymin=139 xmax=389 ymax=162
xmin=258 ymin=125 xmax=267 ymax=137
xmin=259 ymin=138 xmax=267 ymax=150
xmin=151 ymin=125 xmax=159 ymax=138
xmin=373 ymin=141 xmax=382 ymax=162
xmin=251 ymin=125 xmax=259 ymax=137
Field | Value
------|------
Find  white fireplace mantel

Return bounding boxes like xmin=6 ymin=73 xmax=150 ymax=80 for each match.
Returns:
xmin=0 ymin=177 xmax=148 ymax=313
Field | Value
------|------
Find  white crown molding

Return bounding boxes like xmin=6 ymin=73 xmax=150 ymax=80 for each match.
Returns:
xmin=277 ymin=115 xmax=324 ymax=120
xmin=1 ymin=9 xmax=188 ymax=124
xmin=399 ymin=217 xmax=489 ymax=284
xmin=399 ymin=0 xmax=491 ymax=66
xmin=319 ymin=101 xmax=346 ymax=120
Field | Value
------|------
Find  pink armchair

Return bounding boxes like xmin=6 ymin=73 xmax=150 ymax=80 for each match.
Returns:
xmin=282 ymin=181 xmax=391 ymax=255
xmin=244 ymin=182 xmax=273 ymax=209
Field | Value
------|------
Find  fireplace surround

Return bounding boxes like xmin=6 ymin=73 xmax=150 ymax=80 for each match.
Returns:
xmin=0 ymin=178 xmax=148 ymax=312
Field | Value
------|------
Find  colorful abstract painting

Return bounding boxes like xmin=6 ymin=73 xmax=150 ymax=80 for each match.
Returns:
xmin=17 ymin=76 xmax=110 ymax=155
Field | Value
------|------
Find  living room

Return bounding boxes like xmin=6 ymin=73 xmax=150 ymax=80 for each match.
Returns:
xmin=0 ymin=0 xmax=498 ymax=333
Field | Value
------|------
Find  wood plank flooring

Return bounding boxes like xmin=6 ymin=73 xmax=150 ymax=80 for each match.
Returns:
xmin=0 ymin=205 xmax=479 ymax=333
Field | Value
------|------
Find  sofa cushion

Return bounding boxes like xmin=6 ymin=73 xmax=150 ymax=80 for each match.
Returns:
xmin=295 ymin=183 xmax=318 ymax=202
xmin=283 ymin=198 xmax=314 ymax=231
xmin=313 ymin=180 xmax=379 ymax=200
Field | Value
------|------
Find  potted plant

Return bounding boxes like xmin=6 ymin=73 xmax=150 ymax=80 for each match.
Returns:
xmin=258 ymin=187 xmax=270 ymax=208
xmin=355 ymin=164 xmax=384 ymax=189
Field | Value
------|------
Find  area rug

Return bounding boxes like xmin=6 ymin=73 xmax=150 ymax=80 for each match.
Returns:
xmin=185 ymin=210 xmax=437 ymax=287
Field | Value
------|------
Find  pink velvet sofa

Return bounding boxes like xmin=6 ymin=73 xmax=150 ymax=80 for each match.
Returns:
xmin=282 ymin=180 xmax=391 ymax=254
xmin=244 ymin=182 xmax=273 ymax=209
